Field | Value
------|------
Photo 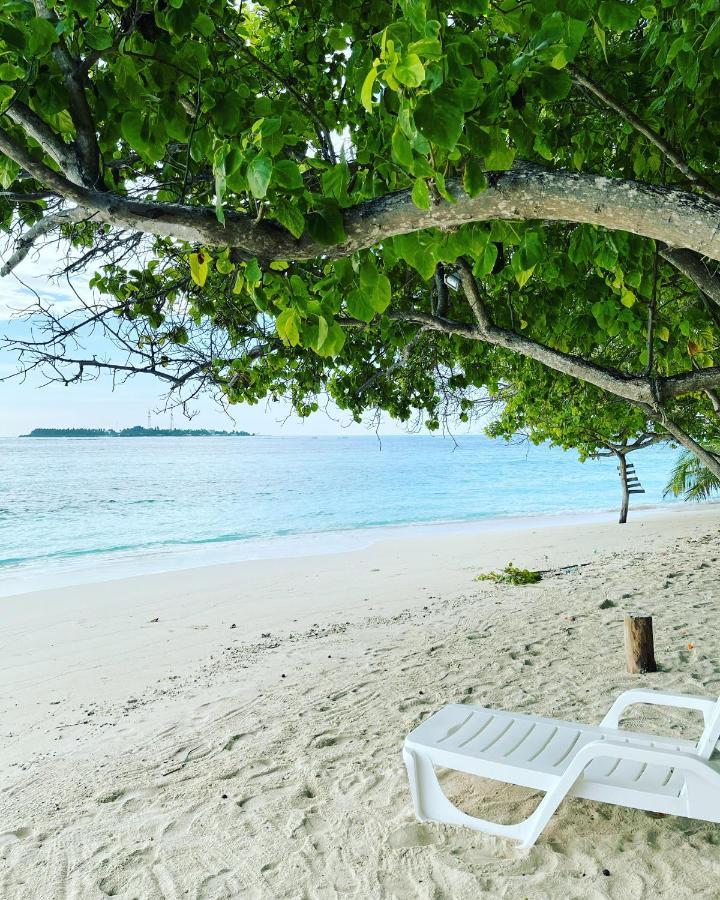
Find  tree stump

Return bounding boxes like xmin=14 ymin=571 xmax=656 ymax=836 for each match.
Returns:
xmin=624 ymin=613 xmax=657 ymax=674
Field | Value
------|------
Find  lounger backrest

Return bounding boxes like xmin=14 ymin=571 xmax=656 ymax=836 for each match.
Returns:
xmin=696 ymin=697 xmax=720 ymax=759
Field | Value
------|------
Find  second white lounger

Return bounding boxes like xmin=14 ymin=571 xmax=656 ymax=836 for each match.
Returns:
xmin=403 ymin=688 xmax=720 ymax=849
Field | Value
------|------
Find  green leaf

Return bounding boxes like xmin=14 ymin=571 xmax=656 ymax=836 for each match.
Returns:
xmin=314 ymin=314 xmax=329 ymax=351
xmin=306 ymin=201 xmax=346 ymax=246
xmin=27 ymin=17 xmax=58 ymax=56
xmin=317 ymin=321 xmax=346 ymax=356
xmin=414 ymin=87 xmax=464 ymax=150
xmin=391 ymin=127 xmax=414 ymax=169
xmin=121 ymin=111 xmax=144 ymax=152
xmin=0 ymin=85 xmax=14 ymax=109
xmin=272 ymin=159 xmax=304 ymax=190
xmin=276 ymin=307 xmax=302 ymax=346
xmin=346 ymin=287 xmax=376 ymax=322
xmin=322 ymin=162 xmax=350 ymax=202
xmin=535 ymin=69 xmax=572 ymax=101
xmin=484 ymin=130 xmax=516 ymax=171
xmin=598 ymin=1 xmax=638 ymax=32
xmin=193 ymin=13 xmax=215 ymax=36
xmin=399 ymin=0 xmax=427 ymax=31
xmin=247 ymin=153 xmax=273 ymax=199
xmin=345 ymin=257 xmax=393 ymax=321
xmin=245 ymin=258 xmax=262 ymax=290
xmin=568 ymin=226 xmax=594 ymax=265
xmin=463 ymin=158 xmax=488 ymax=197
xmin=273 ymin=200 xmax=305 ymax=238
xmin=0 ymin=63 xmax=24 ymax=80
xmin=411 ymin=177 xmax=431 ymax=209
xmin=216 ymin=252 xmax=234 ymax=275
xmin=67 ymin=0 xmax=96 ymax=15
xmin=513 ymin=263 xmax=535 ymax=288
xmin=394 ymin=232 xmax=439 ymax=279
xmin=225 ymin=148 xmax=243 ymax=177
xmin=189 ymin=251 xmax=210 ymax=287
xmin=592 ymin=19 xmax=608 ymax=61
xmin=84 ymin=26 xmax=113 ymax=50
xmin=408 ymin=37 xmax=443 ymax=58
xmin=361 ymin=64 xmax=378 ymax=113
xmin=700 ymin=17 xmax=720 ymax=51
xmin=657 ymin=325 xmax=670 ymax=342
xmin=475 ymin=241 xmax=498 ymax=276
xmin=620 ymin=288 xmax=635 ymax=308
xmin=394 ymin=53 xmax=425 ymax=87
xmin=360 ymin=258 xmax=392 ymax=312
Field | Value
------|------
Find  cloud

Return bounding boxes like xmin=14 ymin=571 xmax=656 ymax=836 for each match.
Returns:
xmin=0 ymin=236 xmax=96 ymax=320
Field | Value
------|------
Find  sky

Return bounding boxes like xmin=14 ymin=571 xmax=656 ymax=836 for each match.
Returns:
xmin=0 ymin=241 xmax=419 ymax=437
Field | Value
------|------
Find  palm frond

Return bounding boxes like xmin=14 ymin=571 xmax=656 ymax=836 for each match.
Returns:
xmin=664 ymin=443 xmax=720 ymax=501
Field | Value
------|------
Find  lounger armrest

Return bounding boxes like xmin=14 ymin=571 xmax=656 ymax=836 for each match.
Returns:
xmin=576 ymin=738 xmax=708 ymax=769
xmin=518 ymin=740 xmax=719 ymax=849
xmin=601 ymin=689 xmax=717 ymax=730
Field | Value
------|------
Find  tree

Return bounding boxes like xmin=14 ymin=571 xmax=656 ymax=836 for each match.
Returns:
xmin=483 ymin=371 xmax=672 ymax=522
xmin=2 ymin=1 xmax=720 ymax=479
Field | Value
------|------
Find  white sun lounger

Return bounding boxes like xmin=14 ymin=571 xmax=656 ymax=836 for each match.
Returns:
xmin=403 ymin=689 xmax=720 ymax=848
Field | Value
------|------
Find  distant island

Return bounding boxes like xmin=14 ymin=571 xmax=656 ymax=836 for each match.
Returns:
xmin=21 ymin=426 xmax=252 ymax=438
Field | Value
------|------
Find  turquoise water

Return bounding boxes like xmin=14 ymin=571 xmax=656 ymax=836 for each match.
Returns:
xmin=0 ymin=434 xmax=683 ymax=592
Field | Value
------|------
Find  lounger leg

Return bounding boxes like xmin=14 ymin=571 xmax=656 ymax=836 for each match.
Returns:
xmin=402 ymin=747 xmax=426 ymax=822
xmin=403 ymin=748 xmax=558 ymax=848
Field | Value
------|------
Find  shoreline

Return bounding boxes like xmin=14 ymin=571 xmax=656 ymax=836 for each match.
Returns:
xmin=0 ymin=497 xmax=708 ymax=598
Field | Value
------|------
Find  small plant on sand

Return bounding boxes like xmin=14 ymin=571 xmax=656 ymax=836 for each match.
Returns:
xmin=476 ymin=563 xmax=542 ymax=586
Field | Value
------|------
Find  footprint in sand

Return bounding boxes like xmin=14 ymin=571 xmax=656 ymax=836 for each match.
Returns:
xmin=387 ymin=823 xmax=440 ymax=848
xmin=0 ymin=826 xmax=32 ymax=845
xmin=96 ymin=788 xmax=126 ymax=804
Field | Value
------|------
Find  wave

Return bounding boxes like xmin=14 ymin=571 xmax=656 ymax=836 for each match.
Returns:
xmin=0 ymin=500 xmax=674 ymax=571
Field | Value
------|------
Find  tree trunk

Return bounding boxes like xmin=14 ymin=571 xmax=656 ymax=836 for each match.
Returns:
xmin=624 ymin=613 xmax=657 ymax=674
xmin=617 ymin=453 xmax=630 ymax=524
xmin=654 ymin=414 xmax=720 ymax=481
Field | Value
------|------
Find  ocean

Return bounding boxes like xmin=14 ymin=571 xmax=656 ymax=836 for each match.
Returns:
xmin=0 ymin=434 xmax=686 ymax=596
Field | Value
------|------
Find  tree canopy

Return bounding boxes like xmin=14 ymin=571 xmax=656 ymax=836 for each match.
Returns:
xmin=1 ymin=0 xmax=720 ymax=474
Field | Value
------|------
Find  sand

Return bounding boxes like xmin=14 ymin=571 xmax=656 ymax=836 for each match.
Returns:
xmin=1 ymin=505 xmax=719 ymax=899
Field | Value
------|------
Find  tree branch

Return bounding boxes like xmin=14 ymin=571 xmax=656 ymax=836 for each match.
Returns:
xmin=660 ymin=247 xmax=720 ymax=308
xmin=0 ymin=206 xmax=94 ymax=277
xmin=432 ymin=264 xmax=449 ymax=317
xmin=570 ymin=67 xmax=720 ymax=204
xmin=388 ymin=309 xmax=475 ymax=338
xmin=3 ymin=102 xmax=83 ymax=184
xmin=32 ymin=0 xmax=101 ymax=187
xmin=0 ymin=124 xmax=86 ymax=199
xmin=662 ymin=367 xmax=720 ymax=399
xmin=4 ymin=139 xmax=720 ymax=266
xmin=651 ymin=413 xmax=720 ymax=479
xmin=455 ymin=258 xmax=657 ymax=406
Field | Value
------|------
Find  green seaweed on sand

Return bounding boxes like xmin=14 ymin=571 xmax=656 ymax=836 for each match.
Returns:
xmin=475 ymin=563 xmax=542 ymax=586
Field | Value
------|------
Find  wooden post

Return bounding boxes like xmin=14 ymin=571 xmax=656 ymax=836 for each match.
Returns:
xmin=624 ymin=613 xmax=657 ymax=674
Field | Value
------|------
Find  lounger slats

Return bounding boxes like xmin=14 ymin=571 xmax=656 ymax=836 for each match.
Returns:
xmin=518 ymin=724 xmax=558 ymax=762
xmin=407 ymin=705 xmax=702 ymax=799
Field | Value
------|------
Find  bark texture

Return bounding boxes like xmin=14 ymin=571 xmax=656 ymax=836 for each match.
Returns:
xmin=618 ymin=454 xmax=630 ymax=525
xmin=3 ymin=117 xmax=720 ymax=265
xmin=624 ymin=613 xmax=657 ymax=674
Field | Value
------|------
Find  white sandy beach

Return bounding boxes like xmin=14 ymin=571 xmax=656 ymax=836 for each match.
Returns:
xmin=1 ymin=505 xmax=720 ymax=898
